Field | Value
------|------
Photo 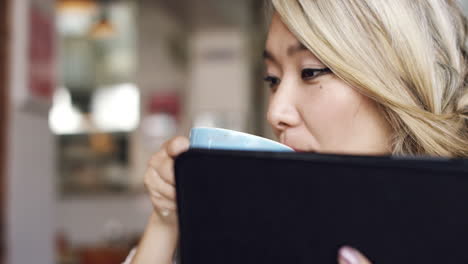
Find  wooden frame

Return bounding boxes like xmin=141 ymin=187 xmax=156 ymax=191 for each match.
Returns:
xmin=0 ymin=0 xmax=10 ymax=262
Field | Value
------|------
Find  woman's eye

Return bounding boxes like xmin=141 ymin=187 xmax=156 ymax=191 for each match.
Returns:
xmin=301 ymin=68 xmax=331 ymax=80
xmin=263 ymin=76 xmax=280 ymax=90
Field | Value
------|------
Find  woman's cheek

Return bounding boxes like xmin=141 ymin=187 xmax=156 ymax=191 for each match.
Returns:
xmin=301 ymin=81 xmax=364 ymax=150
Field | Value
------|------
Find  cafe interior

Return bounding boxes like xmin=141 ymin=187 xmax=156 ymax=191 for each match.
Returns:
xmin=1 ymin=0 xmax=272 ymax=263
xmin=1 ymin=0 xmax=468 ymax=264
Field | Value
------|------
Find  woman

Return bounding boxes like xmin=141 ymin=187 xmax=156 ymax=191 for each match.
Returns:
xmin=125 ymin=0 xmax=468 ymax=263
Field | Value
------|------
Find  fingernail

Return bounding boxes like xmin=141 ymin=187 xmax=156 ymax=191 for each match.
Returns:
xmin=154 ymin=191 xmax=162 ymax=198
xmin=161 ymin=210 xmax=170 ymax=217
xmin=338 ymin=246 xmax=360 ymax=264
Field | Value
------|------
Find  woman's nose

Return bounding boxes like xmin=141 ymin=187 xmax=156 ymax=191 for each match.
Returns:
xmin=267 ymin=84 xmax=301 ymax=130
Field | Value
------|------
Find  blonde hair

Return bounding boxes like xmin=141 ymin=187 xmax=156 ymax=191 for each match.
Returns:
xmin=270 ymin=0 xmax=468 ymax=157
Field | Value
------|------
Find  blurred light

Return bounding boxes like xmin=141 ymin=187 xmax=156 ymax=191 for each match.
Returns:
xmin=108 ymin=52 xmax=134 ymax=76
xmin=57 ymin=11 xmax=94 ymax=36
xmin=49 ymin=88 xmax=85 ymax=134
xmin=57 ymin=0 xmax=97 ymax=36
xmin=56 ymin=0 xmax=97 ymax=13
xmin=89 ymin=17 xmax=115 ymax=39
xmin=92 ymin=83 xmax=140 ymax=132
xmin=141 ymin=114 xmax=177 ymax=139
xmin=89 ymin=6 xmax=116 ymax=40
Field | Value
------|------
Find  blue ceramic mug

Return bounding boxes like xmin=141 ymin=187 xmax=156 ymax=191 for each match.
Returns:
xmin=189 ymin=127 xmax=294 ymax=152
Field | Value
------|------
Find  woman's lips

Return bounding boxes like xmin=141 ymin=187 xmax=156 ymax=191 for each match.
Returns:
xmin=289 ymin=145 xmax=312 ymax=152
xmin=291 ymin=147 xmax=306 ymax=152
xmin=279 ymin=132 xmax=316 ymax=152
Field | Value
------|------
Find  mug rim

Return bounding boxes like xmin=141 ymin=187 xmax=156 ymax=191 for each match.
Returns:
xmin=190 ymin=127 xmax=294 ymax=151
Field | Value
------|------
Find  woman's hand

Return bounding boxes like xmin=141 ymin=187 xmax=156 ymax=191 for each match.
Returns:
xmin=337 ymin=246 xmax=372 ymax=264
xmin=144 ymin=136 xmax=190 ymax=226
xmin=130 ymin=137 xmax=189 ymax=264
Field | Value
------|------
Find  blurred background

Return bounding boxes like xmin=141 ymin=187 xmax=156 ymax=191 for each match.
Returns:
xmin=1 ymin=0 xmax=467 ymax=264
xmin=1 ymin=0 xmax=271 ymax=263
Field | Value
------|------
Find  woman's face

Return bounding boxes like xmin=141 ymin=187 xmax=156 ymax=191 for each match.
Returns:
xmin=264 ymin=14 xmax=392 ymax=155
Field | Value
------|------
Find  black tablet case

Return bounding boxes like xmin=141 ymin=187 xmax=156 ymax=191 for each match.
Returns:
xmin=175 ymin=149 xmax=468 ymax=264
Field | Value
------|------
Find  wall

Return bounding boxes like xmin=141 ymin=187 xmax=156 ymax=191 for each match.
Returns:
xmin=187 ymin=30 xmax=251 ymax=131
xmin=6 ymin=0 xmax=55 ymax=263
xmin=6 ymin=112 xmax=55 ymax=264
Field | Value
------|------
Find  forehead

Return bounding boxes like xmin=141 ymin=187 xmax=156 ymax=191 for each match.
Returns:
xmin=265 ymin=13 xmax=301 ymax=51
xmin=264 ymin=13 xmax=322 ymax=64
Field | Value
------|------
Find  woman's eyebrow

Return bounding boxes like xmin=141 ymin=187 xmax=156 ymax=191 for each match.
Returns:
xmin=263 ymin=49 xmax=276 ymax=63
xmin=287 ymin=42 xmax=307 ymax=56
xmin=263 ymin=42 xmax=308 ymax=63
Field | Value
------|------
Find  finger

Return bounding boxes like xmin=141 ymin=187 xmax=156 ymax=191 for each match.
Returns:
xmin=144 ymin=167 xmax=176 ymax=201
xmin=337 ymin=246 xmax=372 ymax=264
xmin=147 ymin=150 xmax=169 ymax=169
xmin=150 ymin=195 xmax=177 ymax=211
xmin=155 ymin=156 xmax=175 ymax=185
xmin=153 ymin=170 xmax=176 ymax=200
xmin=151 ymin=197 xmax=177 ymax=219
xmin=144 ymin=167 xmax=159 ymax=191
xmin=166 ymin=136 xmax=190 ymax=158
xmin=144 ymin=168 xmax=172 ymax=200
xmin=147 ymin=137 xmax=189 ymax=168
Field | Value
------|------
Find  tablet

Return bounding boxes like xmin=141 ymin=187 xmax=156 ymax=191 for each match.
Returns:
xmin=175 ymin=149 xmax=468 ymax=264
